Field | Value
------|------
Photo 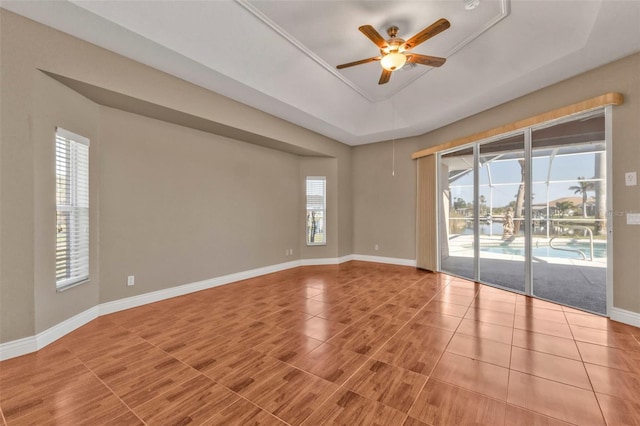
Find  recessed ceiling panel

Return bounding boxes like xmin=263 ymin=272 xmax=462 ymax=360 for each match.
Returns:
xmin=4 ymin=0 xmax=638 ymax=146
xmin=240 ymin=0 xmax=509 ymax=102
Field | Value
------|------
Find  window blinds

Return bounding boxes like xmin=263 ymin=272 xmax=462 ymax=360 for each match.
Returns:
xmin=56 ymin=128 xmax=90 ymax=289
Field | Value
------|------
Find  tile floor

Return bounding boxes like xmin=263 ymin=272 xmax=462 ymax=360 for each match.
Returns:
xmin=1 ymin=262 xmax=640 ymax=425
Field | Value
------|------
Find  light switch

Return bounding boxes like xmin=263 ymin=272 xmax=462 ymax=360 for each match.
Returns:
xmin=627 ymin=213 xmax=640 ymax=225
xmin=625 ymin=171 xmax=637 ymax=186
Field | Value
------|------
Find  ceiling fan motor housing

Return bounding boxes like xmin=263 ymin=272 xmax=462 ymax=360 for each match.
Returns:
xmin=382 ymin=38 xmax=405 ymax=55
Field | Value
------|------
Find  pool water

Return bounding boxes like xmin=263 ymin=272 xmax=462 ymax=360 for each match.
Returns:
xmin=480 ymin=243 xmax=607 ymax=259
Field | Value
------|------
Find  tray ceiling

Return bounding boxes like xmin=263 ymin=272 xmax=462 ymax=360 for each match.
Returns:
xmin=240 ymin=0 xmax=508 ymax=102
xmin=2 ymin=0 xmax=639 ymax=146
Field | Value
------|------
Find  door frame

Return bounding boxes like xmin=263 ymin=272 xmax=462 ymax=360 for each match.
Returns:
xmin=436 ymin=106 xmax=612 ymax=316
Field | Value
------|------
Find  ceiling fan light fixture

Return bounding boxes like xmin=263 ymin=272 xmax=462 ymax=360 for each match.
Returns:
xmin=380 ymin=52 xmax=407 ymax=71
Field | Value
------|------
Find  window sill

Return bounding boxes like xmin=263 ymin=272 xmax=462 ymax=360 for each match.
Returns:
xmin=56 ymin=279 xmax=90 ymax=293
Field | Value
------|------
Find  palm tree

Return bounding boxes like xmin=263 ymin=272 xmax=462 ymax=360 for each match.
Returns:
xmin=514 ymin=160 xmax=525 ymax=233
xmin=568 ymin=177 xmax=594 ymax=218
xmin=556 ymin=200 xmax=575 ymax=218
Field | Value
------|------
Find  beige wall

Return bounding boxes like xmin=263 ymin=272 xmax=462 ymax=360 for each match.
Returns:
xmin=1 ymin=11 xmax=37 ymax=341
xmin=352 ymin=139 xmax=421 ymax=260
xmin=337 ymin=153 xmax=354 ymax=258
xmin=0 ymin=9 xmax=352 ymax=343
xmin=98 ymin=107 xmax=301 ymax=303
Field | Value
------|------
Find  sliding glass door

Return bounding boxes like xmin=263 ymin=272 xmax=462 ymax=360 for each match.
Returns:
xmin=478 ymin=134 xmax=526 ymax=292
xmin=438 ymin=109 xmax=609 ymax=314
xmin=530 ymin=111 xmax=608 ymax=313
xmin=439 ymin=147 xmax=475 ymax=281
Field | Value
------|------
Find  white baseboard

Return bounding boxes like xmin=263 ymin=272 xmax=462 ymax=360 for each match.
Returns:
xmin=36 ymin=306 xmax=99 ymax=348
xmin=0 ymin=306 xmax=99 ymax=361
xmin=0 ymin=335 xmax=38 ymax=361
xmin=610 ymin=307 xmax=640 ymax=328
xmin=100 ymin=260 xmax=302 ymax=315
xmin=300 ymin=257 xmax=340 ymax=266
xmin=297 ymin=254 xmax=415 ymax=267
xmin=300 ymin=255 xmax=357 ymax=265
xmin=351 ymin=254 xmax=417 ymax=267
xmin=339 ymin=254 xmax=356 ymax=263
xmin=0 ymin=254 xmax=413 ymax=360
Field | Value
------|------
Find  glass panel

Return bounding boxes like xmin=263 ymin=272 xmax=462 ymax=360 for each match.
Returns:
xmin=439 ymin=147 xmax=475 ymax=280
xmin=531 ymin=113 xmax=607 ymax=314
xmin=306 ymin=177 xmax=326 ymax=245
xmin=477 ymin=134 xmax=526 ymax=292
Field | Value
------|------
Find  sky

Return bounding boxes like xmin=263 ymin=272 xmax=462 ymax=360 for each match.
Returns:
xmin=448 ymin=151 xmax=601 ymax=208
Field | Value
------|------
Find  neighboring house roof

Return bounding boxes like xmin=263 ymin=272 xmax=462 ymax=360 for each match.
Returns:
xmin=532 ymin=196 xmax=596 ymax=210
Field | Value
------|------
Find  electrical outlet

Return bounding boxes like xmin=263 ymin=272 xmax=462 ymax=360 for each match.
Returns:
xmin=625 ymin=171 xmax=637 ymax=186
xmin=289 ymin=249 xmax=293 ymax=256
xmin=374 ymin=244 xmax=379 ymax=251
xmin=127 ymin=275 xmax=135 ymax=286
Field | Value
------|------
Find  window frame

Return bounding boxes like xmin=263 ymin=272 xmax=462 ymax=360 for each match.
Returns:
xmin=55 ymin=127 xmax=90 ymax=291
xmin=305 ymin=176 xmax=326 ymax=246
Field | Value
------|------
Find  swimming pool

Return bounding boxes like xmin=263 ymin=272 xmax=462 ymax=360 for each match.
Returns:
xmin=480 ymin=242 xmax=607 ymax=259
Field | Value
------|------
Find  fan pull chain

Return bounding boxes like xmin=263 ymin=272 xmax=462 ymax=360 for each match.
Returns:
xmin=392 ymin=95 xmax=396 ymax=177
xmin=392 ymin=139 xmax=396 ymax=177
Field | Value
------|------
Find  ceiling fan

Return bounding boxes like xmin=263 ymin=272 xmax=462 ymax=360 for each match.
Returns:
xmin=336 ymin=18 xmax=451 ymax=85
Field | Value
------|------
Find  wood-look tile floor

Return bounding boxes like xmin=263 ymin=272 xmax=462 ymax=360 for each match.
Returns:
xmin=2 ymin=262 xmax=640 ymax=425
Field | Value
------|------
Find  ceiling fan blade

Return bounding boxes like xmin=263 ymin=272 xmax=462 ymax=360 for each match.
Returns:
xmin=403 ymin=18 xmax=450 ymax=50
xmin=407 ymin=54 xmax=446 ymax=67
xmin=336 ymin=56 xmax=382 ymax=69
xmin=378 ymin=69 xmax=392 ymax=85
xmin=359 ymin=25 xmax=389 ymax=49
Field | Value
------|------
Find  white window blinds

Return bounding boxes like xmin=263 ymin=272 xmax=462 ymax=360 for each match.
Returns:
xmin=306 ymin=177 xmax=326 ymax=246
xmin=56 ymin=128 xmax=90 ymax=289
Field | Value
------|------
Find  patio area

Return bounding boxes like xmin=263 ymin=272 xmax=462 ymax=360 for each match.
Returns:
xmin=442 ymin=235 xmax=607 ymax=314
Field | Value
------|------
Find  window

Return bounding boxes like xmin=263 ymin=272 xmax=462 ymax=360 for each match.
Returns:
xmin=56 ymin=128 xmax=90 ymax=290
xmin=306 ymin=176 xmax=326 ymax=245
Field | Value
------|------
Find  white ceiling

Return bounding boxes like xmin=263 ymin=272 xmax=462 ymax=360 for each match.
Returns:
xmin=239 ymin=0 xmax=509 ymax=103
xmin=2 ymin=0 xmax=639 ymax=146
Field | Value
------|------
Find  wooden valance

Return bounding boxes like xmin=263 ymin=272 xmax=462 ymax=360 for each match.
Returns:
xmin=412 ymin=92 xmax=623 ymax=160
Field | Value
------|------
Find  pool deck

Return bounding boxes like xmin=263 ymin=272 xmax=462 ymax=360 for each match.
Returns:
xmin=447 ymin=235 xmax=606 ymax=265
xmin=442 ymin=235 xmax=607 ymax=314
